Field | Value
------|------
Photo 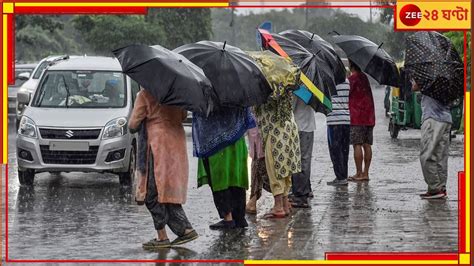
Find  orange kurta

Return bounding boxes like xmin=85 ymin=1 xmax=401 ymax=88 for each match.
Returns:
xmin=129 ymin=89 xmax=188 ymax=204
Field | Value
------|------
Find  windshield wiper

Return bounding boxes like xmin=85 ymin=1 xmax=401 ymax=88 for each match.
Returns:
xmin=61 ymin=75 xmax=71 ymax=108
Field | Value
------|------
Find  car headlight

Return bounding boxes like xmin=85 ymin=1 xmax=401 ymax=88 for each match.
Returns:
xmin=102 ymin=117 xmax=128 ymax=139
xmin=18 ymin=116 xmax=37 ymax=138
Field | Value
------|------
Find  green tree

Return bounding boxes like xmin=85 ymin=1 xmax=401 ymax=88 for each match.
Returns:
xmin=147 ymin=8 xmax=212 ymax=49
xmin=72 ymin=15 xmax=164 ymax=55
xmin=15 ymin=15 xmax=83 ymax=62
xmin=443 ymin=31 xmax=471 ymax=91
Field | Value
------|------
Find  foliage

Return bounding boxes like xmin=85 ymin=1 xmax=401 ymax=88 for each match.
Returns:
xmin=147 ymin=8 xmax=212 ymax=49
xmin=72 ymin=15 xmax=164 ymax=55
xmin=15 ymin=15 xmax=83 ymax=62
xmin=443 ymin=31 xmax=471 ymax=91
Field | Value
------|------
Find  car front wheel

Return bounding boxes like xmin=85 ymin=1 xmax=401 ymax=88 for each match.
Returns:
xmin=119 ymin=145 xmax=136 ymax=186
xmin=18 ymin=169 xmax=35 ymax=186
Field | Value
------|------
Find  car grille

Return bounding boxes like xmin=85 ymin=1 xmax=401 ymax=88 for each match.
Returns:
xmin=39 ymin=128 xmax=102 ymax=140
xmin=40 ymin=145 xmax=99 ymax=164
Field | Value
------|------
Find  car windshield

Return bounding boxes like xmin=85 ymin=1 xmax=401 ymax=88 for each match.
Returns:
xmin=32 ymin=70 xmax=126 ymax=108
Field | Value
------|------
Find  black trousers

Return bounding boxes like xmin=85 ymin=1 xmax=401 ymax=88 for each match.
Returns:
xmin=327 ymin=125 xmax=350 ymax=180
xmin=145 ymin=154 xmax=192 ymax=236
xmin=203 ymin=158 xmax=247 ymax=228
xmin=291 ymin=131 xmax=314 ymax=202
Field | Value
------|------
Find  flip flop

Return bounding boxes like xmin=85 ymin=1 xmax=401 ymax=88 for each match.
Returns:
xmin=263 ymin=212 xmax=286 ymax=219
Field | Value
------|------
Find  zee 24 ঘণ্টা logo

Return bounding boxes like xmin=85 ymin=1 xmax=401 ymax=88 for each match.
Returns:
xmin=398 ymin=3 xmax=469 ymax=28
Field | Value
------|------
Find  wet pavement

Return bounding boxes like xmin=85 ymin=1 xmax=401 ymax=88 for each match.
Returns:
xmin=3 ymin=87 xmax=463 ymax=261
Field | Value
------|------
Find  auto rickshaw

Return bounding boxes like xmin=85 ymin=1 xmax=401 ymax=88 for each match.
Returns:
xmin=387 ymin=66 xmax=463 ymax=139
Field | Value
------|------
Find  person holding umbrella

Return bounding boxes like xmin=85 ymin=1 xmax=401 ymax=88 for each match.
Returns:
xmin=175 ymin=41 xmax=269 ymax=229
xmin=129 ymin=88 xmax=198 ymax=249
xmin=194 ymin=107 xmax=255 ymax=229
xmin=113 ymin=44 xmax=214 ymax=249
xmin=348 ymin=60 xmax=375 ymax=181
xmin=404 ymin=31 xmax=463 ymax=199
xmin=249 ymin=51 xmax=302 ymax=217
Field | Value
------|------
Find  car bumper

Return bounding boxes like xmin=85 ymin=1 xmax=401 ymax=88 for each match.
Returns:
xmin=16 ymin=133 xmax=133 ymax=173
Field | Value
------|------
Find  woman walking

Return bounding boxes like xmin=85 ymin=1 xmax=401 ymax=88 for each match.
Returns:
xmin=193 ymin=107 xmax=255 ymax=230
xmin=129 ymin=88 xmax=198 ymax=249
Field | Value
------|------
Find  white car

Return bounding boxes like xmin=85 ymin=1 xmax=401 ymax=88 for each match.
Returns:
xmin=16 ymin=56 xmax=140 ymax=186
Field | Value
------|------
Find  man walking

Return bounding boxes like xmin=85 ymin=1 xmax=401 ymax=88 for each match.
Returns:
xmin=412 ymin=81 xmax=451 ymax=199
xmin=291 ymin=97 xmax=315 ymax=208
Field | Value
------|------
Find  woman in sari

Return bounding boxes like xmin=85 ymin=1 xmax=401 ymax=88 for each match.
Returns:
xmin=129 ymin=88 xmax=198 ymax=249
xmin=193 ymin=107 xmax=255 ymax=229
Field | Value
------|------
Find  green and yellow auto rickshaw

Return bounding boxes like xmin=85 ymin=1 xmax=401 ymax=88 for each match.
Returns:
xmin=386 ymin=66 xmax=463 ymax=139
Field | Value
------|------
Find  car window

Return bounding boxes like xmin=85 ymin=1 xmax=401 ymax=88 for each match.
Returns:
xmin=32 ymin=61 xmax=50 ymax=79
xmin=32 ymin=70 xmax=126 ymax=109
xmin=130 ymin=79 xmax=140 ymax=106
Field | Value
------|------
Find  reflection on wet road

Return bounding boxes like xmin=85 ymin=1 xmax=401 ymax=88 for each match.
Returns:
xmin=6 ymin=87 xmax=462 ymax=260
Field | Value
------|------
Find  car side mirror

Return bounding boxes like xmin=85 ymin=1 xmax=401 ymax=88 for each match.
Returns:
xmin=18 ymin=72 xmax=30 ymax=81
xmin=17 ymin=91 xmax=31 ymax=105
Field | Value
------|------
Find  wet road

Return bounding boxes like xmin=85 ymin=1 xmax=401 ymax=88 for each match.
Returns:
xmin=4 ymin=87 xmax=463 ymax=260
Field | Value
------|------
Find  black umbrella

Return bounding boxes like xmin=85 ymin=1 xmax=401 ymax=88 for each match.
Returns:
xmin=268 ymin=33 xmax=334 ymax=96
xmin=173 ymin=41 xmax=272 ymax=108
xmin=332 ymin=34 xmax=400 ymax=87
xmin=280 ymin=29 xmax=346 ymax=84
xmin=404 ymin=31 xmax=463 ymax=105
xmin=267 ymin=33 xmax=334 ymax=114
xmin=112 ymin=44 xmax=215 ymax=114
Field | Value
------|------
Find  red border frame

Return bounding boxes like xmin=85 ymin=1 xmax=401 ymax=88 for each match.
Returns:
xmin=1 ymin=2 xmax=470 ymax=264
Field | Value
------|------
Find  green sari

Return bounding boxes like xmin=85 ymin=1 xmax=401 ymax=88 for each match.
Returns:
xmin=197 ymin=137 xmax=249 ymax=192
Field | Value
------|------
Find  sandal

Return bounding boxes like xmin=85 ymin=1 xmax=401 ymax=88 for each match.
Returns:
xmin=171 ymin=230 xmax=199 ymax=246
xmin=263 ymin=211 xmax=286 ymax=219
xmin=142 ymin=238 xmax=171 ymax=250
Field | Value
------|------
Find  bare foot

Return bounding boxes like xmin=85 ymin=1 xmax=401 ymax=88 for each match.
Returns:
xmin=245 ymin=196 xmax=257 ymax=214
xmin=348 ymin=173 xmax=362 ymax=181
xmin=283 ymin=197 xmax=292 ymax=216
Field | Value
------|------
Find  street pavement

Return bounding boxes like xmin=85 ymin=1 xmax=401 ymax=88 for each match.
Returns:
xmin=3 ymin=87 xmax=463 ymax=261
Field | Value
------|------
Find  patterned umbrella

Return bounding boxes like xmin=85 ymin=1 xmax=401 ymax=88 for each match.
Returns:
xmin=404 ymin=31 xmax=464 ymax=105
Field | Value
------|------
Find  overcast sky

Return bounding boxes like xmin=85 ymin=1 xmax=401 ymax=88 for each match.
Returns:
xmin=234 ymin=2 xmax=380 ymax=22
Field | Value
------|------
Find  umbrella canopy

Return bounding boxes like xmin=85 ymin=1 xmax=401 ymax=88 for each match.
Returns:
xmin=404 ymin=31 xmax=463 ymax=105
xmin=112 ymin=44 xmax=214 ymax=114
xmin=174 ymin=41 xmax=272 ymax=108
xmin=257 ymin=28 xmax=332 ymax=113
xmin=246 ymin=50 xmax=301 ymax=98
xmin=332 ymin=34 xmax=399 ymax=87
xmin=280 ymin=29 xmax=346 ymax=84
